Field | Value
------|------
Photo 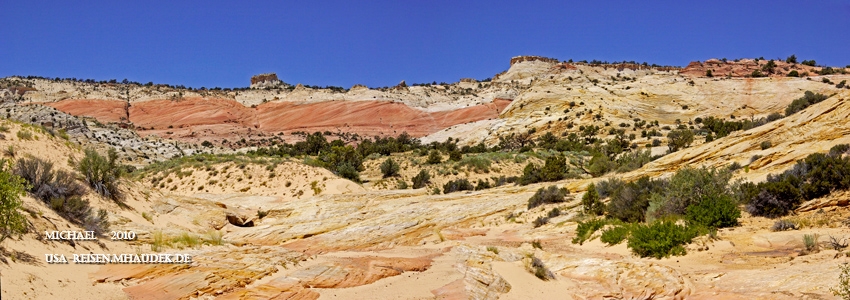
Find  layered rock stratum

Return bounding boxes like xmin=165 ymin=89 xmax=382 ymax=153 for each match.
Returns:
xmin=1 ymin=57 xmax=850 ymax=299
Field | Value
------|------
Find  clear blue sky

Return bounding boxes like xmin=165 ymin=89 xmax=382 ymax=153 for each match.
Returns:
xmin=1 ymin=0 xmax=848 ymax=88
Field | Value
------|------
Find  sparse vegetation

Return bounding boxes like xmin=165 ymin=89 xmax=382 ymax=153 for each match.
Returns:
xmin=527 ymin=185 xmax=569 ymax=209
xmin=785 ymin=91 xmax=829 ymax=116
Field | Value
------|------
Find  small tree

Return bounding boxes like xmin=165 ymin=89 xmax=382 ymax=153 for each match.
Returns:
xmin=449 ymin=150 xmax=462 ymax=162
xmin=786 ymin=54 xmax=797 ymax=64
xmin=582 ymin=183 xmax=604 ymax=215
xmin=76 ymin=148 xmax=124 ymax=201
xmin=0 ymin=160 xmax=28 ymax=243
xmin=412 ymin=170 xmax=430 ymax=189
xmin=666 ymin=129 xmax=694 ymax=153
xmin=380 ymin=158 xmax=400 ymax=178
xmin=426 ymin=150 xmax=442 ymax=164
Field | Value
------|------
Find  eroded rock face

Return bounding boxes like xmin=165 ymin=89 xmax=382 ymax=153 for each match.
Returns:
xmin=251 ymin=73 xmax=283 ymax=89
xmin=680 ymin=58 xmax=826 ymax=78
xmin=92 ymin=247 xmax=302 ymax=300
xmin=214 ymin=255 xmax=437 ymax=299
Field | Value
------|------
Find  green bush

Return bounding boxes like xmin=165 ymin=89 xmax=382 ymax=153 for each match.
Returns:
xmin=646 ymin=166 xmax=732 ymax=220
xmin=606 ymin=176 xmax=665 ymax=223
xmin=336 ymin=163 xmax=360 ymax=182
xmin=518 ymin=163 xmax=541 ymax=185
xmin=581 ymin=183 xmax=604 ymax=216
xmin=587 ymin=154 xmax=616 ymax=177
xmin=519 ymin=155 xmax=568 ymax=185
xmin=572 ymin=218 xmax=606 ymax=245
xmin=760 ymin=141 xmax=772 ymax=150
xmin=539 ymin=155 xmax=566 ymax=181
xmin=380 ymin=158 xmax=400 ymax=178
xmin=76 ymin=148 xmax=123 ymax=201
xmin=685 ymin=194 xmax=740 ymax=229
xmin=449 ymin=150 xmax=462 ymax=162
xmin=627 ymin=220 xmax=699 ymax=258
xmin=426 ymin=150 xmax=442 ymax=164
xmin=527 ymin=186 xmax=569 ymax=209
xmin=616 ymin=150 xmax=652 ymax=173
xmin=0 ymin=161 xmax=28 ymax=243
xmin=666 ymin=129 xmax=694 ymax=152
xmin=785 ymin=91 xmax=829 ymax=116
xmin=411 ymin=170 xmax=430 ymax=189
xmin=600 ymin=225 xmax=631 ymax=246
xmin=443 ymin=178 xmax=473 ymax=193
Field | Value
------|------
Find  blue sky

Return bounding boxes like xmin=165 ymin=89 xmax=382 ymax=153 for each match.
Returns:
xmin=1 ymin=0 xmax=848 ymax=88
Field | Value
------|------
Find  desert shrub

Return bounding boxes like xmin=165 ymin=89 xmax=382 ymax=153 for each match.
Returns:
xmin=832 ymin=263 xmax=850 ymax=300
xmin=380 ymin=158 xmax=400 ymax=178
xmin=75 ymin=148 xmax=123 ymax=201
xmin=426 ymin=150 xmax=442 ymax=164
xmin=443 ymin=178 xmax=473 ymax=193
xmin=572 ymin=218 xmax=606 ymax=245
xmin=600 ymin=225 xmax=631 ymax=246
xmin=411 ymin=170 xmax=430 ymax=189
xmin=627 ymin=220 xmax=699 ymax=258
xmin=528 ymin=255 xmax=554 ymax=280
xmin=646 ymin=167 xmax=732 ymax=220
xmin=787 ymin=70 xmax=799 ymax=77
xmin=685 ymin=194 xmax=740 ymax=229
xmin=581 ymin=183 xmax=604 ymax=215
xmin=745 ymin=176 xmax=801 ymax=218
xmin=760 ymin=141 xmax=772 ymax=150
xmin=587 ymin=154 xmax=616 ymax=177
xmin=766 ymin=112 xmax=784 ymax=122
xmin=491 ymin=175 xmax=517 ymax=187
xmin=201 ymin=140 xmax=213 ymax=147
xmin=785 ymin=91 xmax=829 ymax=116
xmin=771 ymin=219 xmax=797 ymax=231
xmin=533 ymin=216 xmax=549 ymax=228
xmin=595 ymin=177 xmax=623 ymax=199
xmin=50 ymin=196 xmax=109 ymax=235
xmin=448 ymin=150 xmax=462 ymax=162
xmin=539 ymin=155 xmax=566 ymax=181
xmin=804 ymin=233 xmax=820 ymax=252
xmin=474 ymin=179 xmax=491 ymax=190
xmin=616 ymin=150 xmax=652 ymax=172
xmin=336 ymin=163 xmax=360 ymax=182
xmin=666 ymin=129 xmax=694 ymax=152
xmin=607 ymin=176 xmax=665 ymax=223
xmin=800 ymin=153 xmax=850 ymax=200
xmin=14 ymin=156 xmax=85 ymax=203
xmin=547 ymin=207 xmax=561 ymax=218
xmin=830 ymin=144 xmax=850 ymax=157
xmin=0 ymin=161 xmax=28 ymax=243
xmin=460 ymin=156 xmax=491 ymax=173
xmin=518 ymin=163 xmax=540 ymax=185
xmin=527 ymin=185 xmax=569 ymax=209
xmin=16 ymin=130 xmax=33 ymax=140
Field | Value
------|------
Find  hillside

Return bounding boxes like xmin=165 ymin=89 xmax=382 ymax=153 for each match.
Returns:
xmin=2 ymin=57 xmax=850 ymax=299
